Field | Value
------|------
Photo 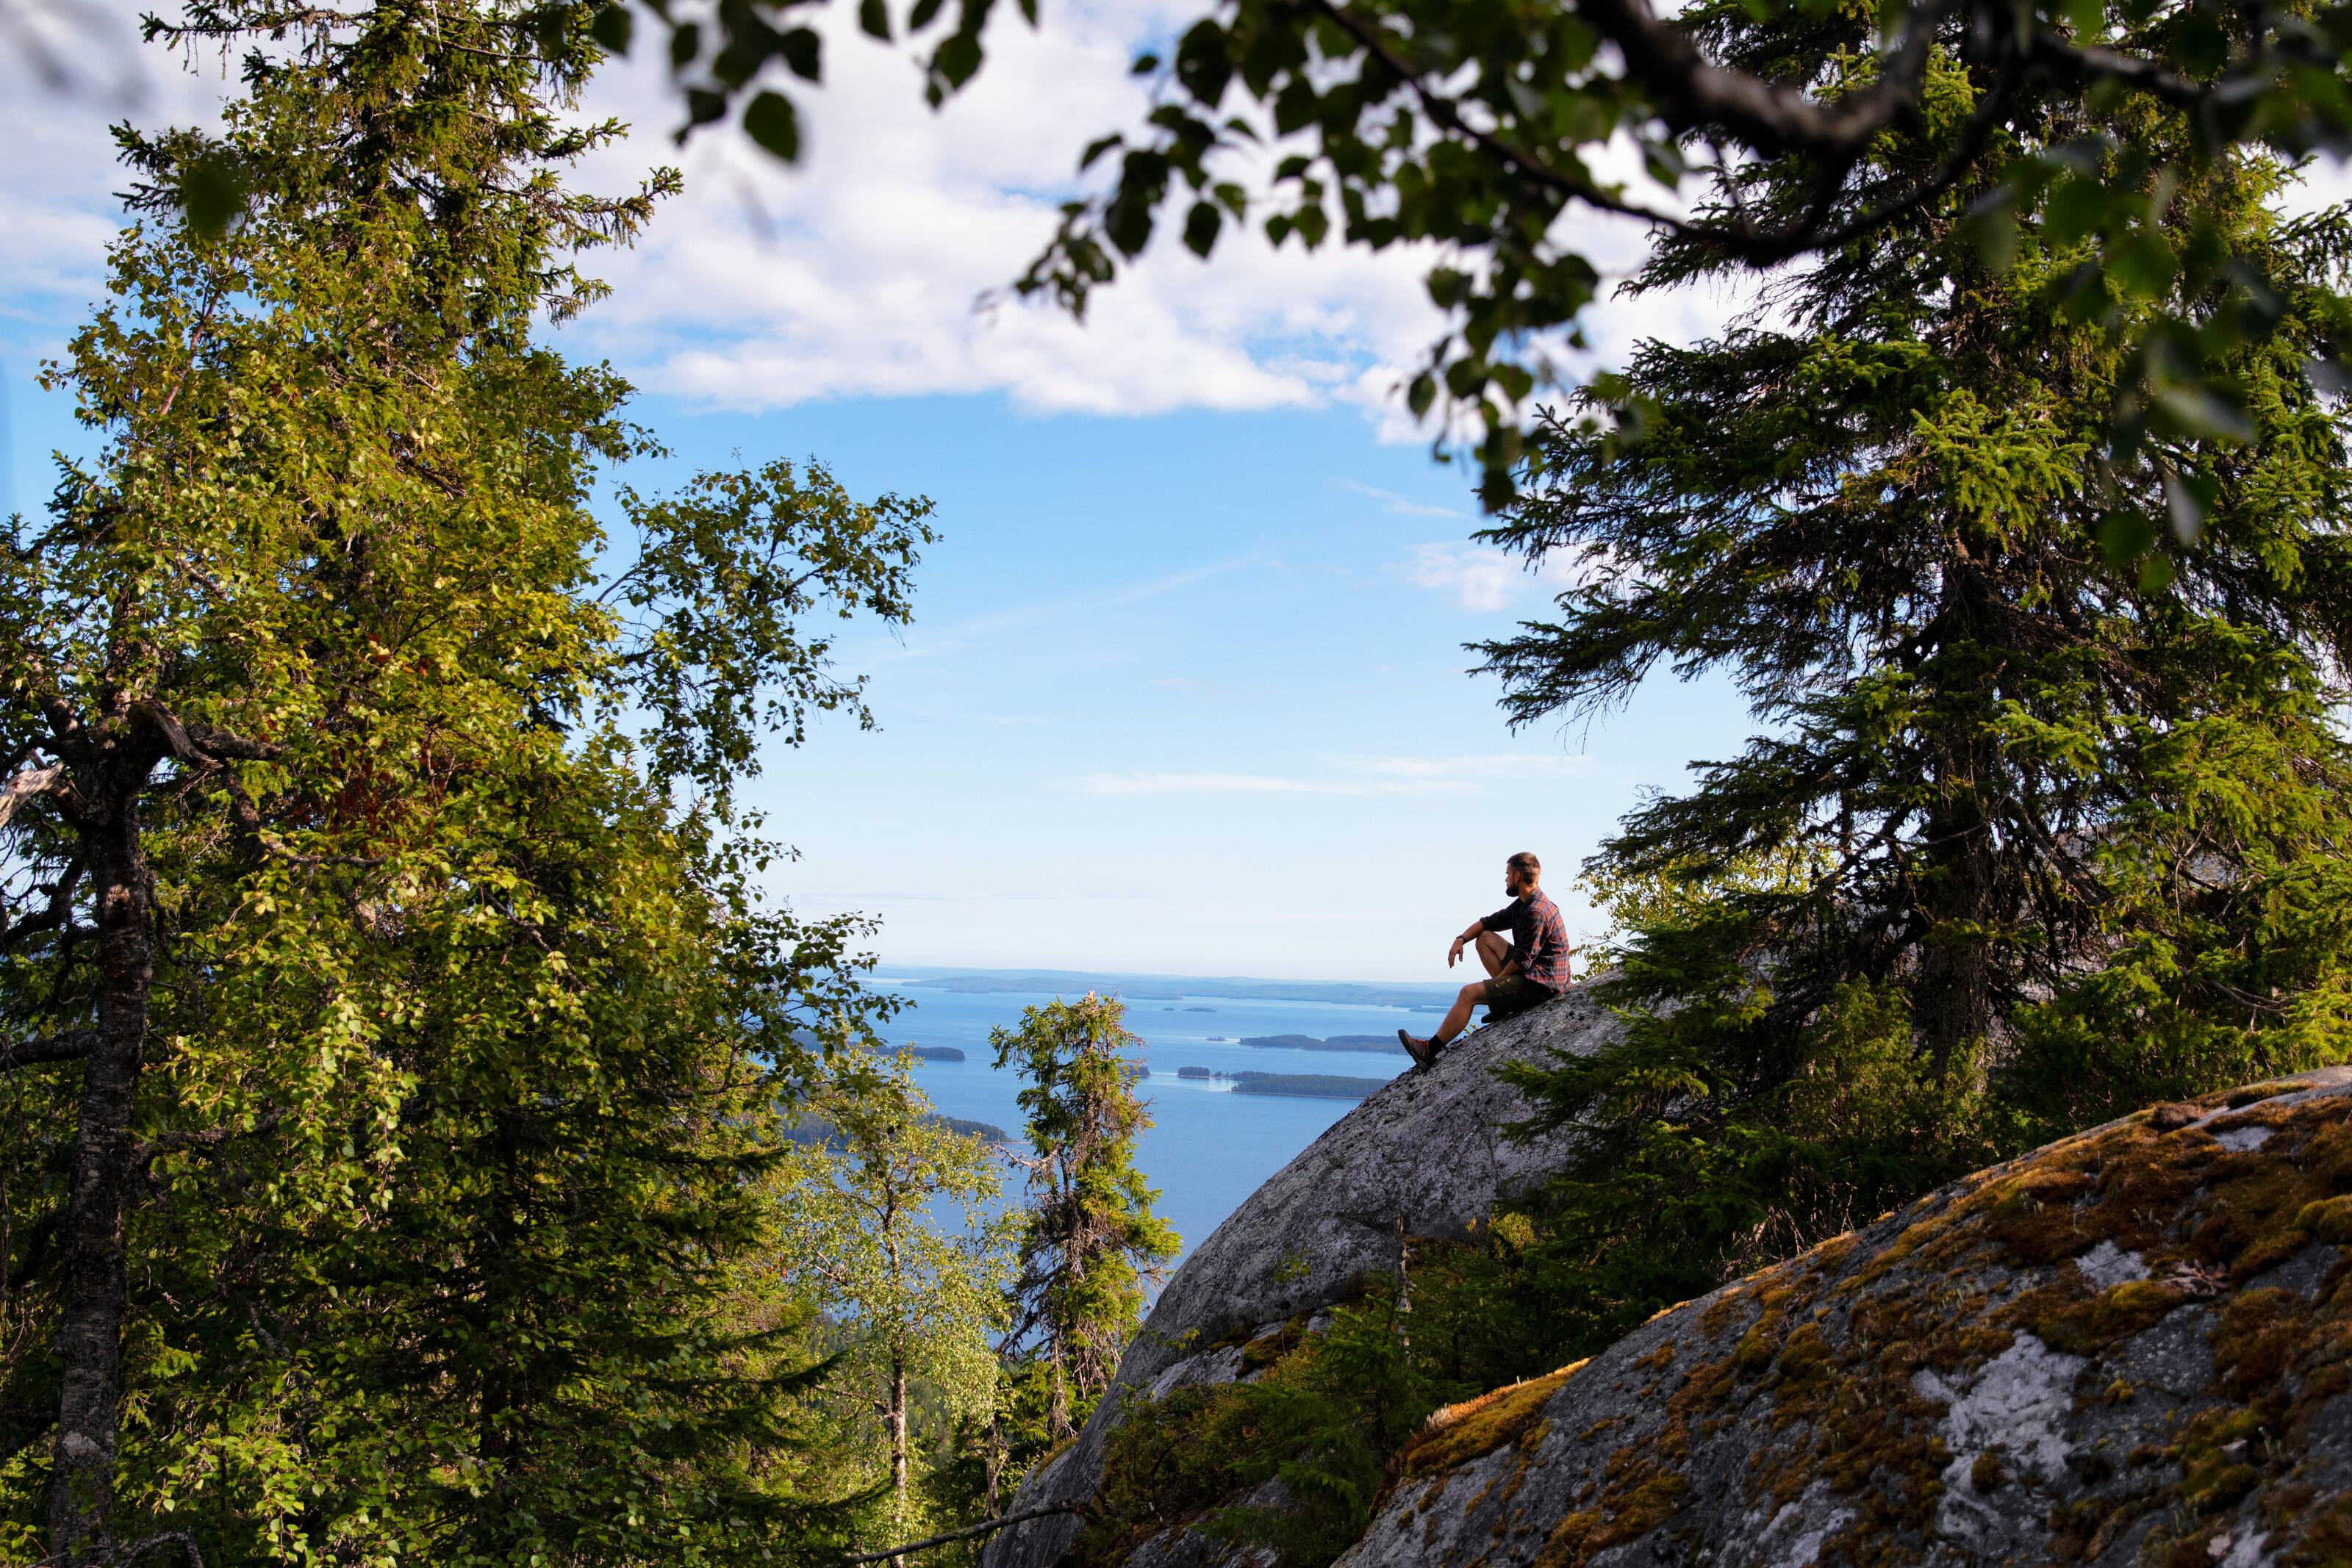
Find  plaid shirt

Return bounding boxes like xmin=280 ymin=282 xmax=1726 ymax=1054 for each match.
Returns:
xmin=1482 ymin=890 xmax=1573 ymax=992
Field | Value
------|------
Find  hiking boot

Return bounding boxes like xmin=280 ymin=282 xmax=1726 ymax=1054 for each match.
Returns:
xmin=1397 ymin=1029 xmax=1439 ymax=1070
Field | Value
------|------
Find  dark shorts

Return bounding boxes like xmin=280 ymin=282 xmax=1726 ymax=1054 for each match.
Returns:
xmin=1482 ymin=974 xmax=1557 ymax=1022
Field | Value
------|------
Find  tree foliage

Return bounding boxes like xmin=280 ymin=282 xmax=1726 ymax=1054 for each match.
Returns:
xmin=0 ymin=2 xmax=936 ymax=1558
xmin=466 ymin=0 xmax=2352 ymax=503
xmin=767 ymin=1054 xmax=1017 ymax=1552
xmin=1477 ymin=0 xmax=2352 ymax=1348
xmin=989 ymin=994 xmax=1177 ymax=1477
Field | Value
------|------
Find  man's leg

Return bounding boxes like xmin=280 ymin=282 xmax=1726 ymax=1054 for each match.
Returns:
xmin=1474 ymin=931 xmax=1510 ymax=977
xmin=1400 ymin=979 xmax=1488 ymax=1065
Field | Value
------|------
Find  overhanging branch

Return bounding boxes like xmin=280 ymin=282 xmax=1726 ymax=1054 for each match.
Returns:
xmin=0 ymin=1031 xmax=96 ymax=1073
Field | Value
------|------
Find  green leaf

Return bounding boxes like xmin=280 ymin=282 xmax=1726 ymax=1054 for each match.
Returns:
xmin=935 ymin=30 xmax=983 ymax=87
xmin=2162 ymin=469 xmax=2217 ymax=542
xmin=1961 ymin=190 xmax=2018 ymax=273
xmin=858 ymin=0 xmax=891 ymax=40
xmin=2043 ymin=174 xmax=2108 ymax=246
xmin=2097 ymin=511 xmax=2157 ymax=567
xmin=179 ymin=148 xmax=248 ymax=240
xmin=779 ymin=26 xmax=822 ymax=82
xmin=589 ymin=4 xmax=634 ymax=54
xmin=1175 ymin=21 xmax=1233 ymax=107
xmin=2107 ymin=232 xmax=2179 ymax=299
xmin=1183 ymin=200 xmax=1221 ymax=257
xmin=742 ymin=91 xmax=802 ymax=161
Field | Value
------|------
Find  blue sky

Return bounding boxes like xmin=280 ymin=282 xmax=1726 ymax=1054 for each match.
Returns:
xmin=0 ymin=1 xmax=1763 ymax=981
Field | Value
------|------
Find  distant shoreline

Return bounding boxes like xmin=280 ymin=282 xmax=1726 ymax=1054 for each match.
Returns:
xmin=870 ymin=965 xmax=1455 ymax=1013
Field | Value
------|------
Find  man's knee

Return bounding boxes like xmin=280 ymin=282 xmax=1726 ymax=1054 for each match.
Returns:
xmin=1458 ymin=979 xmax=1488 ymax=1004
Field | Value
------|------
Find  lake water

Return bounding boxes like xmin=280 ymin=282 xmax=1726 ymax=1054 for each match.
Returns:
xmin=870 ymin=980 xmax=1444 ymax=1264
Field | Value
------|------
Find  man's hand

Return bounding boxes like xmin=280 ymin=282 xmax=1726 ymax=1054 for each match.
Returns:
xmin=1447 ymin=935 xmax=1467 ymax=968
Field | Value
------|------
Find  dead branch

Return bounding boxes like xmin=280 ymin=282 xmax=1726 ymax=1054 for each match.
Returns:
xmin=839 ymin=1503 xmax=1087 ymax=1564
xmin=0 ymin=1031 xmax=97 ymax=1074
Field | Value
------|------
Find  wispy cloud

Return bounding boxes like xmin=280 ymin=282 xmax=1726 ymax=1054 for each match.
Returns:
xmin=1396 ymin=540 xmax=1624 ymax=613
xmin=1401 ymin=542 xmax=1532 ymax=612
xmin=1363 ymin=753 xmax=1589 ymax=779
xmin=1331 ymin=478 xmax=1463 ymax=519
xmin=870 ymin=552 xmax=1261 ymax=662
xmin=1078 ymin=771 xmax=1473 ymax=796
xmin=1078 ymin=751 xmax=1585 ymax=796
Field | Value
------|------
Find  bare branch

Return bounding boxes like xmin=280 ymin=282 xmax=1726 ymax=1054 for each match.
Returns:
xmin=839 ymin=1504 xmax=1087 ymax=1564
xmin=0 ymin=765 xmax=67 ymax=831
xmin=0 ymin=1031 xmax=96 ymax=1073
xmin=135 ymin=1109 xmax=285 ymax=1168
xmin=1563 ymin=0 xmax=1960 ymax=157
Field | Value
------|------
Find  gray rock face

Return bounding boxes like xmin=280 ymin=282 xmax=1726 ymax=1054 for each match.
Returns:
xmin=981 ymin=988 xmax=1620 ymax=1568
xmin=1340 ymin=1068 xmax=2352 ymax=1568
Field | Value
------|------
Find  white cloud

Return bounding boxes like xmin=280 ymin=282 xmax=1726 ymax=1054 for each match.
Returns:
xmin=557 ymin=0 xmax=1756 ymax=431
xmin=1075 ymin=752 xmax=1580 ymax=794
xmin=1401 ymin=541 xmax=1530 ymax=612
xmin=1397 ymin=533 xmax=1640 ymax=612
xmin=1364 ymin=753 xmax=1587 ymax=779
xmin=0 ymin=0 xmax=1757 ymax=443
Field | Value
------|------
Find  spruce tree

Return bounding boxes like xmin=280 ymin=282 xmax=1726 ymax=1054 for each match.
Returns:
xmin=989 ymin=995 xmax=1177 ymax=1492
xmin=1478 ymin=7 xmax=2352 ymax=1343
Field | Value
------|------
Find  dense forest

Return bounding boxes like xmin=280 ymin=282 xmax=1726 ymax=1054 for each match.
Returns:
xmin=4 ymin=0 xmax=2352 ymax=1561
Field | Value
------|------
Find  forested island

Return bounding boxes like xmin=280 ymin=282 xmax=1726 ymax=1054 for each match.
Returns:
xmin=1238 ymin=1032 xmax=1410 ymax=1055
xmin=1174 ymin=1067 xmax=1394 ymax=1098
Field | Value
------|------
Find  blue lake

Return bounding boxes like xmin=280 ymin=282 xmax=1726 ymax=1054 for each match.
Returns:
xmin=868 ymin=980 xmax=1446 ymax=1264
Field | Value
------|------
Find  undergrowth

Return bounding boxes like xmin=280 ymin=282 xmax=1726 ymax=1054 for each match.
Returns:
xmin=1080 ymin=1234 xmax=1596 ymax=1568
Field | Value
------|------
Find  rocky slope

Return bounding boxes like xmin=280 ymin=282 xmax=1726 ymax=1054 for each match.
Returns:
xmin=1346 ymin=1067 xmax=2352 ymax=1568
xmin=980 ymin=987 xmax=1622 ymax=1568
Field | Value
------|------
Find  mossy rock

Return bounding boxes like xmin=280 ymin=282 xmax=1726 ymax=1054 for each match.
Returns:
xmin=1330 ymin=1069 xmax=2352 ymax=1568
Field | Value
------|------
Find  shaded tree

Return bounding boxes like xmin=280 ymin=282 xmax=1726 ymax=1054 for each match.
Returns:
xmin=1477 ymin=0 xmax=2352 ymax=1345
xmin=989 ymin=993 xmax=1176 ymax=1488
xmin=0 ymin=1 xmax=933 ymax=1558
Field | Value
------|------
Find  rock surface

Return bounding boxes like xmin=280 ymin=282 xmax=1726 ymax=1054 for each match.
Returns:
xmin=1345 ymin=1068 xmax=2352 ymax=1568
xmin=981 ymin=988 xmax=1621 ymax=1568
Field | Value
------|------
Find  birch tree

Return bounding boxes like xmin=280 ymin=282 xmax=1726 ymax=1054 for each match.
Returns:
xmin=772 ymin=1056 xmax=1015 ymax=1549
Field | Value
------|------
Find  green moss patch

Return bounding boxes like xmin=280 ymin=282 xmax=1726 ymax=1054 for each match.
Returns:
xmin=1370 ymin=1075 xmax=2352 ymax=1568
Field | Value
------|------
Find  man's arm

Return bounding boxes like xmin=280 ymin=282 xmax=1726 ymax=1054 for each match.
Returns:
xmin=1446 ymin=914 xmax=1492 ymax=968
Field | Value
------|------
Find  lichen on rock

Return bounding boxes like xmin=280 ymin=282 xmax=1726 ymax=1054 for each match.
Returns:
xmin=1335 ymin=1067 xmax=2352 ymax=1568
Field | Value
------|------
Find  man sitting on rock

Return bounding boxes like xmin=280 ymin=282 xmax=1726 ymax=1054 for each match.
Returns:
xmin=1398 ymin=851 xmax=1571 ymax=1069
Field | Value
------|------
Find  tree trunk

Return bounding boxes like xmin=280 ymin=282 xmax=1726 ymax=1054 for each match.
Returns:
xmin=47 ymin=795 xmax=154 ymax=1558
xmin=887 ymin=1337 xmax=908 ymax=1568
xmin=1914 ymin=558 xmax=2000 ymax=1074
xmin=882 ymin=1201 xmax=907 ymax=1568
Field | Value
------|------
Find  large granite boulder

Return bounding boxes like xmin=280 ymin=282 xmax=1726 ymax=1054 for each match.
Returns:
xmin=981 ymin=987 xmax=1623 ymax=1568
xmin=1346 ymin=1067 xmax=2352 ymax=1568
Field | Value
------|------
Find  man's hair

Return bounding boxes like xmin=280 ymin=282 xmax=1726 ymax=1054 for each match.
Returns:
xmin=1507 ymin=851 xmax=1541 ymax=879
